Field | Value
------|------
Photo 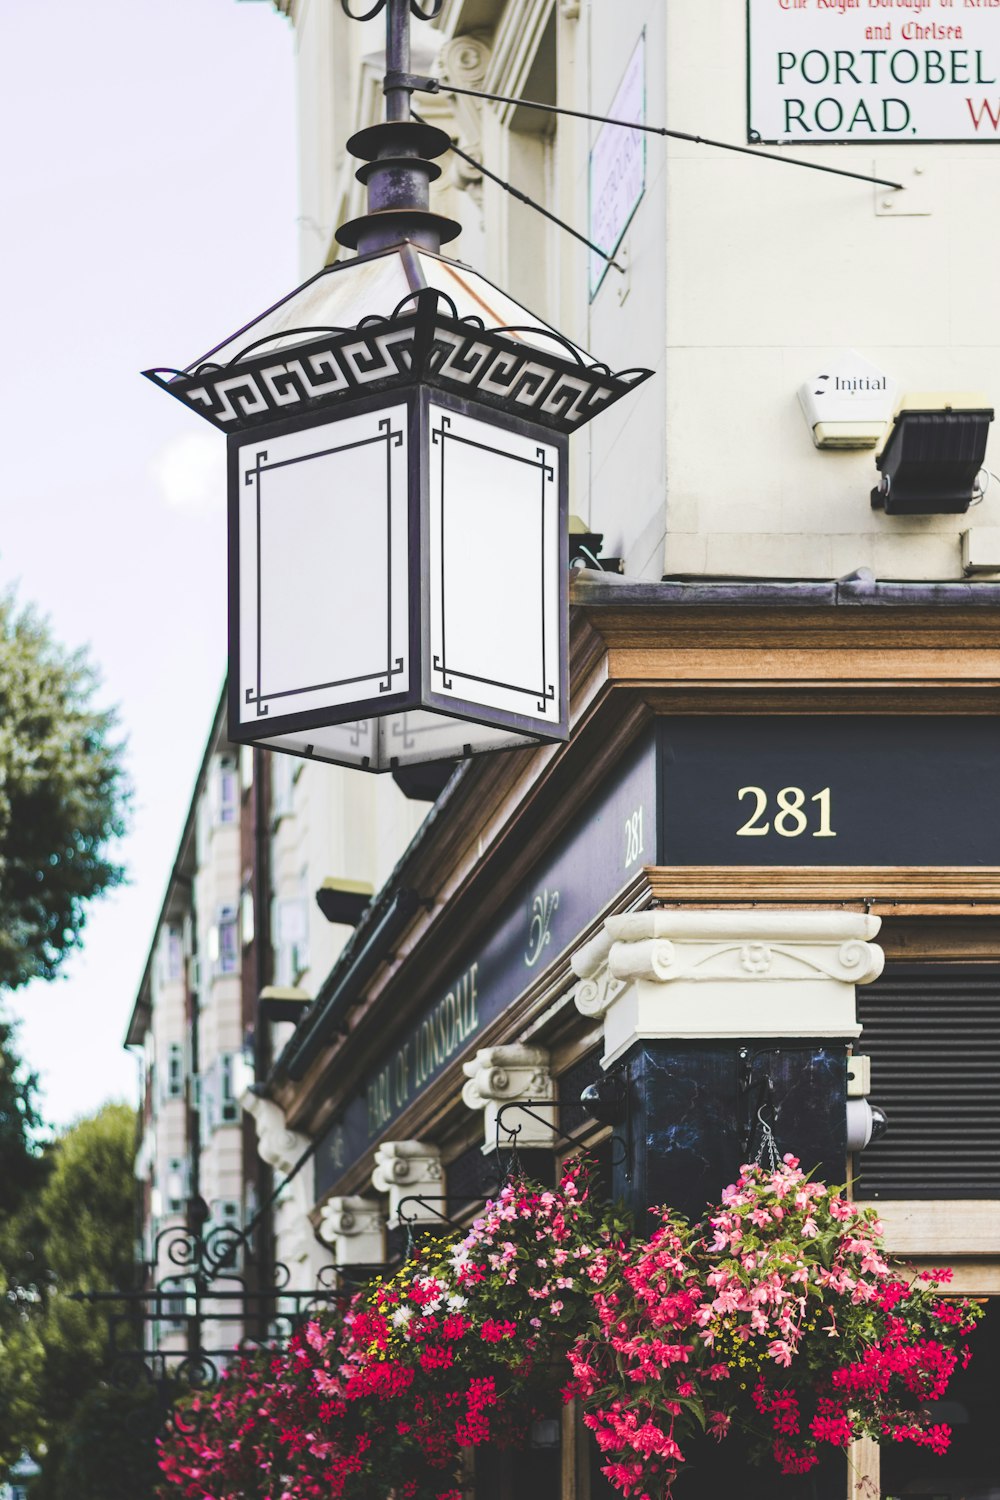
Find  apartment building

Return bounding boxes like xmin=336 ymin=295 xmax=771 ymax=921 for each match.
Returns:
xmin=127 ymin=693 xmax=255 ymax=1364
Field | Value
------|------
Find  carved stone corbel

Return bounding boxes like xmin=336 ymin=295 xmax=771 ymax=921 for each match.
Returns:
xmin=318 ymin=1196 xmax=385 ymax=1265
xmin=371 ymin=1140 xmax=444 ymax=1227
xmin=571 ymin=911 xmax=884 ymax=1067
xmin=438 ymin=33 xmax=493 ymax=202
xmin=462 ymin=1044 xmax=555 ymax=1153
xmin=242 ymin=1092 xmax=309 ymax=1178
xmin=242 ymin=1091 xmax=314 ymax=1268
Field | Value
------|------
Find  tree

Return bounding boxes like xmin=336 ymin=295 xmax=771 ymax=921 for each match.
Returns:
xmin=0 ymin=1015 xmax=47 ymax=1220
xmin=0 ymin=591 xmax=128 ymax=991
xmin=0 ymin=1019 xmax=48 ymax=1469
xmin=0 ymin=1103 xmax=139 ymax=1486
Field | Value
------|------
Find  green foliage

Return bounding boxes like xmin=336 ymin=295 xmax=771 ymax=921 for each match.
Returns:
xmin=0 ymin=1103 xmax=139 ymax=1483
xmin=0 ymin=1015 xmax=47 ymax=1219
xmin=32 ymin=1381 xmax=164 ymax=1500
xmin=0 ymin=591 xmax=129 ymax=991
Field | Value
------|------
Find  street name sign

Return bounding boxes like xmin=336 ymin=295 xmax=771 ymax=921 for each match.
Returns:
xmin=748 ymin=0 xmax=1000 ymax=143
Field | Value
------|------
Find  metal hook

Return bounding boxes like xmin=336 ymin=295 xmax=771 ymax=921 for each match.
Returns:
xmin=494 ymin=1100 xmax=631 ymax=1177
xmin=340 ymin=0 xmax=444 ymax=19
xmin=395 ymin=1195 xmax=464 ymax=1232
xmin=341 ymin=0 xmax=389 ymax=19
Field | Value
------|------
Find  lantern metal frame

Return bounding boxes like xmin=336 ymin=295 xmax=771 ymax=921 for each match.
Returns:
xmin=143 ymin=0 xmax=653 ymax=773
xmin=225 ymin=382 xmax=569 ymax=769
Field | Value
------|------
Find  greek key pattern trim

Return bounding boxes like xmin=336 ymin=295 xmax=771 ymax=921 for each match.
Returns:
xmin=146 ymin=300 xmax=651 ymax=437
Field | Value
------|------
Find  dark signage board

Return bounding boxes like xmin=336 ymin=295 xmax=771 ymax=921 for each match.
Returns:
xmin=315 ymin=714 xmax=997 ymax=1195
xmin=315 ymin=729 xmax=657 ymax=1197
xmin=660 ymin=717 xmax=1000 ymax=867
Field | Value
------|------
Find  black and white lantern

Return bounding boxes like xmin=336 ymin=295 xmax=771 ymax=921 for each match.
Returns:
xmin=145 ymin=6 xmax=650 ymax=772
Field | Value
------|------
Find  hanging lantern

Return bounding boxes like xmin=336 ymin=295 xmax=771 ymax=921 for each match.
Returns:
xmin=144 ymin=3 xmax=650 ymax=773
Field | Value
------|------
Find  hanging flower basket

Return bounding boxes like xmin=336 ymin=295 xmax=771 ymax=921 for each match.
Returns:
xmin=156 ymin=1156 xmax=980 ymax=1500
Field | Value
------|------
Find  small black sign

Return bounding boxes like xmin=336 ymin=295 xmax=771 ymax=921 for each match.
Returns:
xmin=659 ymin=717 xmax=1000 ymax=867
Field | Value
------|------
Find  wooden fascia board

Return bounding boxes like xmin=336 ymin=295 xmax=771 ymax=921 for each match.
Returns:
xmin=645 ymin=867 xmax=1000 ymax=917
xmin=571 ymin=606 xmax=1000 ymax=690
xmin=574 ymin=603 xmax=1000 ymax=650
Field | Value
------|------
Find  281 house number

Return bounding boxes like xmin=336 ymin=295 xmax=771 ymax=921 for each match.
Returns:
xmin=737 ymin=786 xmax=836 ymax=838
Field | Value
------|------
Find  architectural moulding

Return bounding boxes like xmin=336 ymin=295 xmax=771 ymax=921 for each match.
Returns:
xmin=439 ymin=33 xmax=493 ymax=202
xmin=371 ymin=1140 xmax=444 ymax=1227
xmin=486 ymin=0 xmax=557 ymax=124
xmin=242 ymin=1092 xmax=316 ymax=1269
xmin=318 ymin=1196 xmax=386 ymax=1266
xmin=462 ymin=1044 xmax=555 ymax=1153
xmin=644 ymin=866 xmax=1000 ymax=918
xmin=571 ymin=911 xmax=884 ymax=1068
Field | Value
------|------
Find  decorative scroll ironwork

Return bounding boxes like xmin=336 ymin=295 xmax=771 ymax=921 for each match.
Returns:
xmin=341 ymin=0 xmax=445 ymax=19
xmin=71 ymin=1216 xmax=376 ymax=1432
xmin=494 ymin=1098 xmax=631 ymax=1179
xmin=143 ymin=290 xmax=652 ymax=437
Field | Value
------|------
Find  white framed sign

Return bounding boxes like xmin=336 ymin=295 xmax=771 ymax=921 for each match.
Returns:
xmin=748 ymin=0 xmax=1000 ymax=144
xmin=589 ymin=34 xmax=646 ymax=297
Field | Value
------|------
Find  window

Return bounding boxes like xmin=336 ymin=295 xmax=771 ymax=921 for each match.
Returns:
xmin=166 ymin=1158 xmax=189 ymax=1214
xmin=215 ymin=755 xmax=238 ymax=825
xmin=197 ymin=1070 xmax=214 ymax=1144
xmin=219 ymin=1053 xmax=240 ymax=1124
xmin=166 ymin=1042 xmax=184 ymax=1100
xmin=241 ymin=886 xmax=255 ymax=948
xmin=159 ymin=1276 xmax=195 ymax=1334
xmin=154 ymin=923 xmax=185 ymax=993
xmin=273 ymin=879 xmax=309 ymax=986
xmin=166 ymin=924 xmax=184 ymax=982
xmin=210 ymin=907 xmax=239 ymax=977
xmin=208 ymin=1199 xmax=243 ymax=1270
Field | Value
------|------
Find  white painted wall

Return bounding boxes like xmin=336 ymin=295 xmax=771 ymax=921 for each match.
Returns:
xmin=655 ymin=0 xmax=1000 ymax=580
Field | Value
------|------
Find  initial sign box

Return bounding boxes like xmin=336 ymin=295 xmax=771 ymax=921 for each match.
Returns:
xmin=660 ymin=717 xmax=1000 ymax=865
xmin=229 ymin=391 xmax=567 ymax=770
xmin=748 ymin=0 xmax=1000 ymax=144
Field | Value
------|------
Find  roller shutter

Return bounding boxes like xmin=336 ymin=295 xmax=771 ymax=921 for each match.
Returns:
xmin=855 ymin=964 xmax=1000 ymax=1200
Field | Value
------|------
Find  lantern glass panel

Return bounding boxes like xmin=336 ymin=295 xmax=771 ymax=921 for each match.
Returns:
xmin=260 ymin=714 xmax=529 ymax=770
xmin=234 ymin=404 xmax=410 ymax=732
xmin=427 ymin=402 xmax=561 ymax=728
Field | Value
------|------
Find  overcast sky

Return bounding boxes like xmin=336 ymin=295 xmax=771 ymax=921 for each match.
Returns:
xmin=0 ymin=0 xmax=298 ymax=1128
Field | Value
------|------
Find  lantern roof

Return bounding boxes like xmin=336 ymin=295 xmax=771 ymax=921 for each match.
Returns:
xmin=144 ymin=242 xmax=651 ymax=437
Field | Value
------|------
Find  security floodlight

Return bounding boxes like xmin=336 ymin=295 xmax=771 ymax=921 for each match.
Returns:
xmin=872 ymin=392 xmax=994 ymax=515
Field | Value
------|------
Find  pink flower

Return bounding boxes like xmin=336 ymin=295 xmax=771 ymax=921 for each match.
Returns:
xmin=708 ymin=1411 xmax=731 ymax=1441
xmin=768 ymin=1339 xmax=795 ymax=1367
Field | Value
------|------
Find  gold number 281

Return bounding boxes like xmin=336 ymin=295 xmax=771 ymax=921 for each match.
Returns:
xmin=736 ymin=786 xmax=836 ymax=838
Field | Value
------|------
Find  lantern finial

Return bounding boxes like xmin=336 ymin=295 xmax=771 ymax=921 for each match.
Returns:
xmin=337 ymin=0 xmax=457 ymax=256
